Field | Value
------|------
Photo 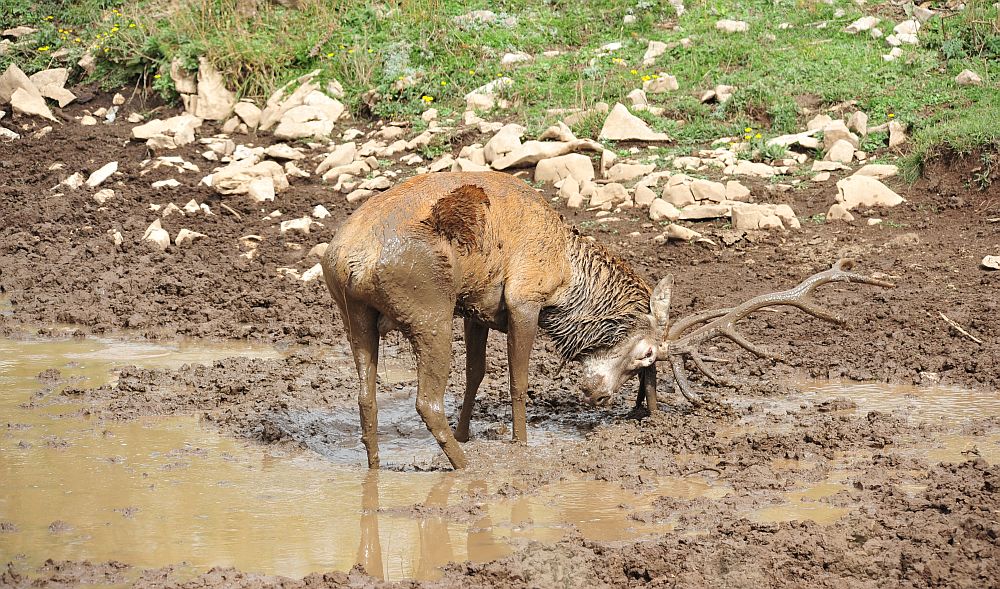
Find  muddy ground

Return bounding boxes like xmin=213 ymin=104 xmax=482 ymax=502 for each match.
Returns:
xmin=1 ymin=91 xmax=999 ymax=587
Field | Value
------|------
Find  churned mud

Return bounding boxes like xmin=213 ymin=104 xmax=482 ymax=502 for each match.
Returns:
xmin=2 ymin=93 xmax=999 ymax=587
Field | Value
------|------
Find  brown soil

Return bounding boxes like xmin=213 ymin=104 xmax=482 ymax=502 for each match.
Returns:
xmin=2 ymin=92 xmax=999 ymax=588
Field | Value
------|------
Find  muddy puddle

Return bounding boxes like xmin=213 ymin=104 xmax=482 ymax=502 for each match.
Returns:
xmin=3 ymin=332 xmax=998 ymax=583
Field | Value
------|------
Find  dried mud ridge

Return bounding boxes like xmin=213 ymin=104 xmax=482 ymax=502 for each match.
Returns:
xmin=2 ymin=93 xmax=999 ymax=587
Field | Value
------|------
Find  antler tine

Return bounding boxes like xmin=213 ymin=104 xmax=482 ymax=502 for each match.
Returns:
xmin=663 ymin=259 xmax=894 ymax=404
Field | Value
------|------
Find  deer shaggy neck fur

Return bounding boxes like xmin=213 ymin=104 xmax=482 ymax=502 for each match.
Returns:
xmin=539 ymin=233 xmax=652 ymax=361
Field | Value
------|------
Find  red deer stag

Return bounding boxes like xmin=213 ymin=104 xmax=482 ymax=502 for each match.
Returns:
xmin=322 ymin=171 xmax=893 ymax=469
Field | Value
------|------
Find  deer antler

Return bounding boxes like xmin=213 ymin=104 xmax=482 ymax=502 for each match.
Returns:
xmin=659 ymin=259 xmax=895 ymax=405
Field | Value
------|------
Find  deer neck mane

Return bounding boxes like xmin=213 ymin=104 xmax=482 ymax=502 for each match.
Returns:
xmin=538 ymin=232 xmax=652 ymax=361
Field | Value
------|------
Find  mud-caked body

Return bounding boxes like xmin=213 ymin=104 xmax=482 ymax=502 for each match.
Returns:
xmin=323 ymin=172 xmax=671 ymax=469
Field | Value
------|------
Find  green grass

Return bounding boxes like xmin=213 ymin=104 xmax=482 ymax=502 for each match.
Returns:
xmin=1 ymin=0 xmax=997 ymax=173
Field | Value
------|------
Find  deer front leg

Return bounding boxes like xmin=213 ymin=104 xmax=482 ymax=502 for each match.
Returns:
xmin=456 ymin=319 xmax=488 ymax=443
xmin=506 ymin=303 xmax=541 ymax=444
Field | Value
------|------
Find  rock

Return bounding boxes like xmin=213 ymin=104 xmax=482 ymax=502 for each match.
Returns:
xmin=590 ymin=183 xmax=628 ymax=207
xmin=247 ymin=177 xmax=275 ymax=202
xmin=29 ymin=68 xmax=75 ymax=107
xmin=61 ymin=172 xmax=85 ymax=189
xmin=2 ymin=26 xmax=37 ymax=38
xmin=539 ymin=121 xmax=577 ymax=142
xmin=888 ymin=120 xmax=907 ymax=148
xmin=894 ymin=19 xmax=920 ymax=36
xmin=982 ymin=256 xmax=1000 ymax=270
xmin=663 ymin=176 xmax=696 ymax=207
xmin=836 ymin=176 xmax=905 ymax=210
xmin=812 ymin=160 xmax=847 ymax=172
xmin=143 ymin=220 xmax=171 ymax=250
xmin=852 ymin=164 xmax=899 ymax=180
xmin=732 ymin=205 xmax=785 ymax=231
xmin=598 ymin=103 xmax=670 ymax=142
xmin=643 ymin=75 xmax=678 ymax=93
xmin=825 ymin=139 xmax=855 ymax=163
xmin=212 ymin=160 xmax=288 ymax=197
xmin=649 ymin=199 xmax=680 ymax=222
xmin=867 ymin=218 xmax=883 ymax=226
xmin=182 ymin=200 xmax=202 ymax=215
xmin=152 ymin=179 xmax=181 ymax=189
xmin=452 ymin=157 xmax=492 ymax=172
xmin=813 ymin=172 xmax=831 ymax=182
xmin=308 ymin=243 xmax=329 ymax=259
xmin=316 ymin=143 xmax=358 ymax=175
xmin=132 ymin=114 xmax=203 ymax=149
xmin=180 ymin=57 xmax=236 ymax=120
xmin=642 ymin=40 xmax=667 ymax=65
xmin=845 ymin=16 xmax=880 ymax=33
xmin=429 ymin=155 xmax=455 ymax=173
xmin=678 ymin=203 xmax=731 ymax=220
xmin=346 ymin=188 xmax=374 ymax=203
xmin=0 ymin=64 xmax=37 ymax=104
xmin=716 ymin=19 xmax=749 ymax=33
xmin=955 ymin=69 xmax=982 ymax=86
xmin=86 ymin=161 xmax=118 ymax=187
xmin=659 ymin=223 xmax=702 ymax=242
xmin=627 ymin=89 xmax=648 ymax=106
xmin=170 ymin=59 xmax=197 ymax=94
xmin=264 ymin=143 xmax=305 ymax=160
xmin=492 ymin=139 xmax=603 ymax=170
xmin=883 ymin=48 xmax=903 ymax=61
xmin=360 ymin=176 xmax=392 ymax=191
xmin=280 ymin=216 xmax=313 ymax=236
xmin=558 ymin=176 xmax=580 ymax=201
xmin=175 ymin=228 xmax=206 ymax=246
xmin=823 ymin=120 xmax=860 ymax=149
xmin=634 ymin=185 xmax=657 ymax=207
xmin=113 ymin=93 xmax=125 ymax=106
xmin=312 ymin=205 xmax=330 ymax=219
xmin=606 ymin=163 xmax=656 ymax=183
xmin=768 ymin=130 xmax=821 ymax=150
xmin=725 ymin=180 xmax=751 ymax=201
xmin=827 ymin=203 xmax=855 ymax=222
xmin=464 ymin=77 xmax=513 ymax=111
xmin=535 ymin=153 xmax=595 ymax=183
xmin=233 ymin=101 xmax=262 ymax=130
xmin=483 ymin=123 xmax=525 ymax=163
xmin=301 ymin=263 xmax=324 ymax=282
xmin=421 ymin=108 xmax=438 ymax=122
xmin=732 ymin=160 xmax=778 ymax=177
xmin=10 ymin=87 xmax=56 ymax=121
xmin=690 ymin=179 xmax=727 ymax=202
xmin=847 ymin=111 xmax=869 ymax=137
xmin=93 ymin=189 xmax=114 ymax=204
xmin=501 ymin=52 xmax=533 ymax=67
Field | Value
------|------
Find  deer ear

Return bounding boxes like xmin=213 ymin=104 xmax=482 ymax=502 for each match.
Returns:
xmin=650 ymin=275 xmax=673 ymax=333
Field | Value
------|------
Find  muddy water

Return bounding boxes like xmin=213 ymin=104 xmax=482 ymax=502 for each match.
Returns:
xmin=0 ymin=333 xmax=716 ymax=582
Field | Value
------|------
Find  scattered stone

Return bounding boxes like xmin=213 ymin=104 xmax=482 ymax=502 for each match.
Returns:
xmin=233 ymin=102 xmax=262 ymax=129
xmin=346 ymin=188 xmax=374 ymax=203
xmin=175 ymin=228 xmax=206 ymax=246
xmin=492 ymin=139 xmax=603 ymax=170
xmin=649 ymin=199 xmax=680 ymax=222
xmin=10 ymin=87 xmax=56 ymax=121
xmin=280 ymin=216 xmax=313 ymax=236
xmin=827 ymin=203 xmax=855 ymax=222
xmin=732 ymin=204 xmax=784 ymax=231
xmin=316 ymin=143 xmax=358 ymax=175
xmin=2 ymin=26 xmax=37 ymax=38
xmin=501 ymin=52 xmax=533 ymax=67
xmin=143 ymin=220 xmax=170 ymax=250
xmin=182 ymin=200 xmax=202 ymax=215
xmin=690 ymin=178 xmax=727 ymax=202
xmin=812 ymin=160 xmax=847 ymax=172
xmin=768 ymin=129 xmax=821 ymax=150
xmin=716 ymin=20 xmax=749 ymax=33
xmin=132 ymin=114 xmax=203 ymax=149
xmin=732 ymin=160 xmax=779 ymax=177
xmin=955 ymin=69 xmax=982 ymax=86
xmin=644 ymin=75 xmax=679 ymax=93
xmin=598 ymin=103 xmax=670 ymax=142
xmin=847 ymin=111 xmax=869 ymax=137
xmin=826 ymin=139 xmax=855 ymax=163
xmin=982 ymin=256 xmax=1000 ymax=270
xmin=483 ymin=123 xmax=525 ymax=163
xmin=152 ymin=179 xmax=181 ymax=189
xmin=643 ymin=41 xmax=668 ymax=65
xmin=161 ymin=203 xmax=182 ymax=217
xmin=264 ymin=143 xmax=305 ymax=160
xmin=888 ymin=120 xmax=907 ymax=148
xmin=534 ymin=153 xmax=595 ymax=184
xmin=590 ymin=183 xmax=628 ymax=207
xmin=657 ymin=223 xmax=702 ymax=242
xmin=301 ymin=263 xmax=324 ymax=282
xmin=28 ymin=68 xmax=75 ymax=107
xmin=725 ymin=180 xmax=751 ymax=201
xmin=813 ymin=172 xmax=831 ymax=182
xmin=678 ymin=203 xmax=731 ymax=220
xmin=893 ymin=20 xmax=921 ymax=36
xmin=112 ymin=93 xmax=125 ymax=106
xmin=822 ymin=120 xmax=860 ymax=149
xmin=93 ymin=189 xmax=114 ymax=204
xmin=86 ymin=161 xmax=118 ymax=188
xmin=606 ymin=163 xmax=655 ymax=183
xmin=699 ymin=84 xmax=735 ymax=104
xmin=429 ymin=155 xmax=455 ymax=173
xmin=852 ymin=164 xmax=899 ymax=180
xmin=212 ymin=160 xmax=288 ymax=198
xmin=180 ymin=57 xmax=236 ymax=120
xmin=61 ymin=172 xmax=85 ymax=190
xmin=867 ymin=218 xmax=883 ymax=226
xmin=883 ymin=47 xmax=903 ymax=61
xmin=285 ymin=161 xmax=310 ymax=178
xmin=465 ymin=77 xmax=513 ymax=111
xmin=663 ymin=176 xmax=696 ymax=207
xmin=836 ymin=176 xmax=905 ymax=210
xmin=845 ymin=16 xmax=880 ymax=33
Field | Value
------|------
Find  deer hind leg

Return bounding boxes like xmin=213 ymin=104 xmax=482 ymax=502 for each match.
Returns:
xmin=505 ymin=302 xmax=541 ymax=444
xmin=412 ymin=318 xmax=467 ymax=469
xmin=456 ymin=319 xmax=488 ymax=443
xmin=342 ymin=299 xmax=382 ymax=468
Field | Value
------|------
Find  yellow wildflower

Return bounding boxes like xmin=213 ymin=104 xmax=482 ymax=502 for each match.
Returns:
xmin=888 ymin=113 xmax=895 ymax=118
xmin=641 ymin=75 xmax=651 ymax=81
xmin=630 ymin=69 xmax=638 ymax=75
xmin=744 ymin=127 xmax=752 ymax=133
xmin=755 ymin=133 xmax=762 ymax=139
xmin=421 ymin=95 xmax=434 ymax=103
xmin=37 ymin=45 xmax=50 ymax=52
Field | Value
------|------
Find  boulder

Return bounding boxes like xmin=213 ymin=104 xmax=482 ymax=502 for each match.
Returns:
xmin=642 ymin=40 xmax=668 ymax=65
xmin=28 ymin=68 xmax=75 ymax=107
xmin=835 ymin=176 xmax=905 ymax=210
xmin=132 ymin=114 xmax=203 ymax=149
xmin=649 ymin=199 xmax=680 ymax=222
xmin=492 ymin=139 xmax=603 ymax=170
xmin=662 ymin=176 xmax=696 ymax=207
xmin=955 ymin=69 xmax=982 ymax=86
xmin=10 ymin=87 xmax=56 ymax=121
xmin=825 ymin=139 xmax=855 ymax=163
xmin=643 ymin=75 xmax=678 ymax=93
xmin=605 ymin=163 xmax=655 ymax=183
xmin=234 ymin=102 xmax=262 ymax=129
xmin=826 ymin=203 xmax=855 ymax=222
xmin=725 ymin=180 xmax=751 ymax=201
xmin=634 ymin=185 xmax=657 ymax=207
xmin=316 ymin=143 xmax=358 ymax=175
xmin=888 ymin=120 xmax=907 ymax=148
xmin=689 ymin=178 xmax=727 ymax=202
xmin=852 ymin=164 xmax=899 ymax=180
xmin=678 ymin=203 xmax=731 ymax=220
xmin=732 ymin=205 xmax=784 ymax=231
xmin=483 ymin=123 xmax=525 ymax=163
xmin=181 ymin=57 xmax=236 ymax=120
xmin=590 ymin=183 xmax=628 ymax=207
xmin=534 ymin=153 xmax=595 ymax=184
xmin=212 ymin=160 xmax=289 ymax=196
xmin=598 ymin=103 xmax=670 ymax=142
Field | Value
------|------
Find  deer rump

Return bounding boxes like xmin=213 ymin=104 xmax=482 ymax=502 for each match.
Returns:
xmin=322 ymin=172 xmax=668 ymax=470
